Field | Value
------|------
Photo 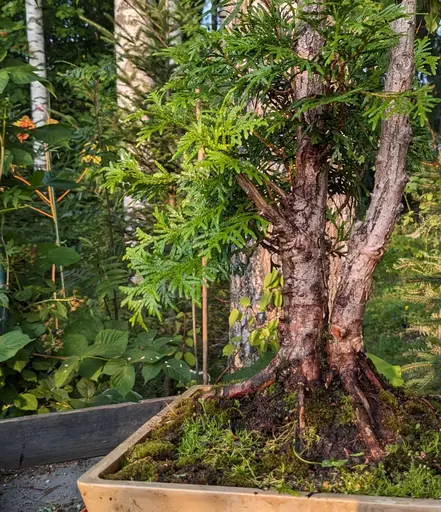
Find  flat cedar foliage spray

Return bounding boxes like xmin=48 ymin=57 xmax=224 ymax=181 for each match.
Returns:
xmin=119 ymin=0 xmax=439 ymax=459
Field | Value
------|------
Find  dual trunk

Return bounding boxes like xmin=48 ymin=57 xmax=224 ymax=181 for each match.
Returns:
xmin=225 ymin=0 xmax=417 ymax=459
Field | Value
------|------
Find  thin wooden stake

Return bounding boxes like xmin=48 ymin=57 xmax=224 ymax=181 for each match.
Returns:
xmin=192 ymin=299 xmax=199 ymax=381
xmin=195 ymin=89 xmax=208 ymax=385
xmin=202 ymin=257 xmax=208 ymax=385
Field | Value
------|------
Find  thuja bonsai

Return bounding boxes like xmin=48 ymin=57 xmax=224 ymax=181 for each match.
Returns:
xmin=121 ymin=0 xmax=440 ymax=464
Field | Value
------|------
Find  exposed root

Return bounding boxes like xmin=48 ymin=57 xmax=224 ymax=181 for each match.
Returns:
xmin=205 ymin=352 xmax=386 ymax=461
xmin=341 ymin=372 xmax=384 ymax=462
xmin=204 ymin=362 xmax=276 ymax=400
xmin=359 ymin=354 xmax=384 ymax=393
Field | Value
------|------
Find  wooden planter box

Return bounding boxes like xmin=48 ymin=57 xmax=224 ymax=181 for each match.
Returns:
xmin=0 ymin=396 xmax=172 ymax=470
xmin=78 ymin=387 xmax=441 ymax=512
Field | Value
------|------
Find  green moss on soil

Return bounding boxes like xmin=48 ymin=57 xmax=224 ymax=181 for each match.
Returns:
xmin=103 ymin=384 xmax=441 ymax=499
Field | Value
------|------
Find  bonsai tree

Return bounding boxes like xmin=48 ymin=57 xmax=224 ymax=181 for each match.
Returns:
xmin=120 ymin=0 xmax=438 ymax=460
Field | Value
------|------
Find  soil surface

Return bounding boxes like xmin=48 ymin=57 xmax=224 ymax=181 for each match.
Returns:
xmin=0 ymin=458 xmax=100 ymax=512
xmin=103 ymin=384 xmax=441 ymax=499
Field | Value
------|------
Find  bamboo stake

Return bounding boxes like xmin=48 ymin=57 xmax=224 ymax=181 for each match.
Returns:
xmin=202 ymin=257 xmax=208 ymax=385
xmin=192 ymin=299 xmax=199 ymax=382
xmin=195 ymin=89 xmax=209 ymax=385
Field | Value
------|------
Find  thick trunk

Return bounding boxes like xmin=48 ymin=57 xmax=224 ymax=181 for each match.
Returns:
xmin=25 ymin=0 xmax=48 ymax=169
xmin=275 ymin=0 xmax=327 ymax=385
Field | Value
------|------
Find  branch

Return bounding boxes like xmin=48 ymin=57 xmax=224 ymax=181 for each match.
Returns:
xmin=235 ymin=174 xmax=282 ymax=223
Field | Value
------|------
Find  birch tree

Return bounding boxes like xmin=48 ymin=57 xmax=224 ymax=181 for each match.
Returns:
xmin=25 ymin=0 xmax=48 ymax=169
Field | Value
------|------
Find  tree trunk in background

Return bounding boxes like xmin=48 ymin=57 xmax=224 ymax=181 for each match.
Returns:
xmin=326 ymin=194 xmax=354 ymax=313
xmin=25 ymin=0 xmax=48 ymax=169
xmin=114 ymin=0 xmax=153 ymax=244
xmin=229 ymin=245 xmax=272 ymax=371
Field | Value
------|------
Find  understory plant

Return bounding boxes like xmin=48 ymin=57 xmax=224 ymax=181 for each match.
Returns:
xmin=116 ymin=0 xmax=439 ymax=460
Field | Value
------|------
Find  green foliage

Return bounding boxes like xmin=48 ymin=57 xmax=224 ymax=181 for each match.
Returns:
xmin=116 ymin=0 xmax=437 ymax=324
xmin=224 ymin=269 xmax=282 ymax=359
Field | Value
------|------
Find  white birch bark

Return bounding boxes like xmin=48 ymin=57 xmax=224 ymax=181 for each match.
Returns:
xmin=115 ymin=0 xmax=153 ymax=245
xmin=25 ymin=0 xmax=48 ymax=169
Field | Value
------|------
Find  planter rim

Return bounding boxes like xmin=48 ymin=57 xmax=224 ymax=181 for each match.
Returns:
xmin=78 ymin=385 xmax=441 ymax=510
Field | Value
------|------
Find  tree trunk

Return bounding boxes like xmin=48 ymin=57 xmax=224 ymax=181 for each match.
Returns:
xmin=229 ymin=245 xmax=272 ymax=370
xmin=114 ymin=0 xmax=153 ymax=244
xmin=25 ymin=0 xmax=48 ymax=169
xmin=212 ymin=0 xmax=417 ymax=460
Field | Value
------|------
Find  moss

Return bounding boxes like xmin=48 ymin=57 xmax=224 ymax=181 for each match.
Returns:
xmin=282 ymin=391 xmax=297 ymax=411
xmin=304 ymin=388 xmax=334 ymax=428
xmin=336 ymin=395 xmax=356 ymax=425
xmin=124 ymin=440 xmax=174 ymax=465
xmin=379 ymin=390 xmax=399 ymax=410
xmin=259 ymin=449 xmax=309 ymax=478
xmin=150 ymin=400 xmax=194 ymax=442
xmin=105 ymin=457 xmax=157 ymax=481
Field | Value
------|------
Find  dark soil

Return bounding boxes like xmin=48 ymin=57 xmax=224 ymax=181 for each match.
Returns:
xmin=103 ymin=383 xmax=441 ymax=499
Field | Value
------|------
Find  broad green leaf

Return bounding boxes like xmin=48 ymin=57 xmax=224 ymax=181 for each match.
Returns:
xmin=0 ymin=292 xmax=9 ymax=308
xmin=110 ymin=364 xmax=135 ymax=396
xmin=223 ymin=352 xmax=274 ymax=383
xmin=62 ymin=334 xmax=88 ymax=357
xmin=10 ymin=148 xmax=33 ymax=167
xmin=367 ymin=353 xmax=404 ymax=387
xmin=77 ymin=378 xmax=96 ymax=399
xmin=64 ymin=317 xmax=103 ymax=340
xmin=103 ymin=358 xmax=127 ymax=375
xmin=229 ymin=308 xmax=240 ymax=327
xmin=0 ymin=70 xmax=9 ymax=94
xmin=88 ymin=330 xmax=128 ymax=358
xmin=47 ymin=246 xmax=81 ymax=267
xmin=142 ymin=363 xmax=162 ymax=383
xmin=163 ymin=358 xmax=191 ymax=383
xmin=31 ymin=124 xmax=72 ymax=147
xmin=54 ymin=356 xmax=80 ymax=387
xmin=14 ymin=393 xmax=38 ymax=411
xmin=21 ymin=369 xmax=37 ymax=382
xmin=223 ymin=344 xmax=235 ymax=356
xmin=274 ymin=290 xmax=283 ymax=308
xmin=239 ymin=296 xmax=251 ymax=308
xmin=79 ymin=358 xmax=103 ymax=381
xmin=249 ymin=329 xmax=260 ymax=347
xmin=136 ymin=330 xmax=157 ymax=346
xmin=185 ymin=337 xmax=194 ymax=347
xmin=184 ymin=352 xmax=196 ymax=366
xmin=0 ymin=331 xmax=32 ymax=362
xmin=6 ymin=349 xmax=30 ymax=372
xmin=259 ymin=292 xmax=272 ymax=312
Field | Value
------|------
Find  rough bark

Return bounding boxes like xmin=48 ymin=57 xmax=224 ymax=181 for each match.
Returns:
xmin=25 ymin=0 xmax=48 ymax=169
xmin=274 ymin=0 xmax=327 ymax=385
xmin=328 ymin=0 xmax=416 ymax=374
xmin=326 ymin=194 xmax=354 ymax=313
xmin=211 ymin=0 xmax=418 ymax=460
